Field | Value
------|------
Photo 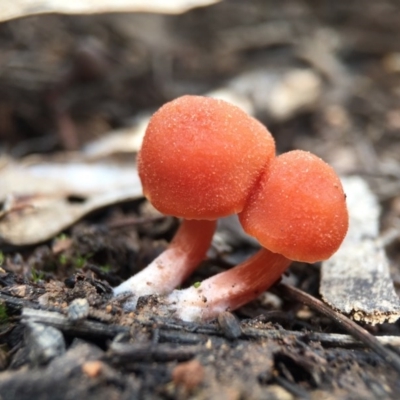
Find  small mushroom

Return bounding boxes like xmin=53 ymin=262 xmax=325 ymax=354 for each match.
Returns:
xmin=166 ymin=150 xmax=349 ymax=321
xmin=114 ymin=95 xmax=275 ymax=305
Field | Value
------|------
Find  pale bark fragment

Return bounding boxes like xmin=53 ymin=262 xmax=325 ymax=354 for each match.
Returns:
xmin=321 ymin=176 xmax=400 ymax=325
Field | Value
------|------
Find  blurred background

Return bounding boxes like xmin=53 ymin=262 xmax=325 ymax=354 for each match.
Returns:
xmin=0 ymin=0 xmax=399 ymax=162
xmin=1 ymin=0 xmax=400 ymax=256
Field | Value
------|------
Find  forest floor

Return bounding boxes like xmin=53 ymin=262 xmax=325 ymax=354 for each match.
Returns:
xmin=1 ymin=1 xmax=400 ymax=399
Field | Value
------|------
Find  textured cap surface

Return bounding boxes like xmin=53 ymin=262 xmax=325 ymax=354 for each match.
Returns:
xmin=239 ymin=150 xmax=348 ymax=262
xmin=139 ymin=95 xmax=275 ymax=219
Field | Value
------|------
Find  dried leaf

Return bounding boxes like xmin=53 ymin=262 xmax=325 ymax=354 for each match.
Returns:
xmin=0 ymin=154 xmax=142 ymax=246
xmin=83 ymin=121 xmax=147 ymax=159
xmin=229 ymin=68 xmax=322 ymax=121
xmin=0 ymin=0 xmax=221 ymax=22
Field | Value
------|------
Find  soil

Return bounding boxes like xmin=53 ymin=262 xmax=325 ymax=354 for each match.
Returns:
xmin=1 ymin=1 xmax=400 ymax=399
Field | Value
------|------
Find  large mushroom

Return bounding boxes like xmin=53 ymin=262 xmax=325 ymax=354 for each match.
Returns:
xmin=114 ymin=95 xmax=275 ymax=305
xmin=165 ymin=150 xmax=349 ymax=321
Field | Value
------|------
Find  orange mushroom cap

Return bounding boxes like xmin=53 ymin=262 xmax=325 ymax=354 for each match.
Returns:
xmin=139 ymin=95 xmax=275 ymax=220
xmin=239 ymin=150 xmax=349 ymax=262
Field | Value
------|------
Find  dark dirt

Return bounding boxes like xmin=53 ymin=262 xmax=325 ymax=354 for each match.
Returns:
xmin=1 ymin=1 xmax=400 ymax=399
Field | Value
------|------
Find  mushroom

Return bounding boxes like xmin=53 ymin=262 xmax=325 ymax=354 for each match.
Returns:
xmin=114 ymin=95 xmax=275 ymax=305
xmin=165 ymin=150 xmax=349 ymax=321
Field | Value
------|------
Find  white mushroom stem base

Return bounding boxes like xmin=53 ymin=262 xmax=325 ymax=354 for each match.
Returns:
xmin=113 ymin=219 xmax=216 ymax=308
xmin=165 ymin=248 xmax=291 ymax=321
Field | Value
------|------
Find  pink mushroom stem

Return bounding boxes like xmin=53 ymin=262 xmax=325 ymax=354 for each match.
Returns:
xmin=166 ymin=248 xmax=291 ymax=321
xmin=113 ymin=219 xmax=216 ymax=306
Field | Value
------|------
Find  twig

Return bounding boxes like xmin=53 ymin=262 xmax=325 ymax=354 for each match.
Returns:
xmin=21 ymin=308 xmax=129 ymax=339
xmin=133 ymin=314 xmax=400 ymax=350
xmin=20 ymin=305 xmax=400 ymax=349
xmin=0 ymin=291 xmax=41 ymax=311
xmin=273 ymin=283 xmax=400 ymax=374
xmin=1 ymin=284 xmax=399 ymax=348
xmin=241 ymin=326 xmax=400 ymax=348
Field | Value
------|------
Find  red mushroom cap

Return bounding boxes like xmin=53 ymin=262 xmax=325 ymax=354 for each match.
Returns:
xmin=139 ymin=95 xmax=275 ymax=220
xmin=239 ymin=150 xmax=348 ymax=262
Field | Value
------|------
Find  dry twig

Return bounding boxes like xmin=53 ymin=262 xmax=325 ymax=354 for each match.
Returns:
xmin=274 ymin=283 xmax=400 ymax=375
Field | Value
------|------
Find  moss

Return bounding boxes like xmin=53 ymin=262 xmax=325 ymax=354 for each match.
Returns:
xmin=0 ymin=302 xmax=8 ymax=324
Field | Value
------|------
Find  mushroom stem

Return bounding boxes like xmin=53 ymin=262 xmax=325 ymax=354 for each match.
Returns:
xmin=113 ymin=219 xmax=217 ymax=307
xmin=166 ymin=248 xmax=291 ymax=321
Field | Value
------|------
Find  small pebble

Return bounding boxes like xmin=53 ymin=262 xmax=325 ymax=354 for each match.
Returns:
xmin=218 ymin=312 xmax=242 ymax=340
xmin=25 ymin=321 xmax=66 ymax=365
xmin=68 ymin=298 xmax=90 ymax=322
